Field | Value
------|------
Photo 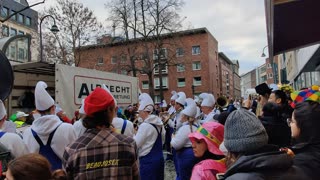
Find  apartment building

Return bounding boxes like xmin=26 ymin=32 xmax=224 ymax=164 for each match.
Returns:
xmin=0 ymin=0 xmax=38 ymax=63
xmin=77 ymin=28 xmax=239 ymax=103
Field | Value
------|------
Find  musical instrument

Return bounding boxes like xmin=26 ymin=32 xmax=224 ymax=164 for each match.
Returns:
xmin=159 ymin=111 xmax=176 ymax=126
xmin=216 ymin=96 xmax=229 ymax=111
xmin=0 ymin=51 xmax=14 ymax=101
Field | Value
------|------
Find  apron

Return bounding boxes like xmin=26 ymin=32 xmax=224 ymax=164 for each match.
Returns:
xmin=139 ymin=123 xmax=164 ymax=180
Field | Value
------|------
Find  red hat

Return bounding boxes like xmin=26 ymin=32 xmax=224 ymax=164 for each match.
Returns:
xmin=189 ymin=122 xmax=224 ymax=155
xmin=84 ymin=87 xmax=115 ymax=116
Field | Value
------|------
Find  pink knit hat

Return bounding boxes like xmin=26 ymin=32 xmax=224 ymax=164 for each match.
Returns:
xmin=189 ymin=122 xmax=224 ymax=155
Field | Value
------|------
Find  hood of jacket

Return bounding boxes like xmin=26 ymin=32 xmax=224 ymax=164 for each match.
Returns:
xmin=144 ymin=114 xmax=163 ymax=126
xmin=224 ymin=145 xmax=293 ymax=178
xmin=31 ymin=115 xmax=62 ymax=135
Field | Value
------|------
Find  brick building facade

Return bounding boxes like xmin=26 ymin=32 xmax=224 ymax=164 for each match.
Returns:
xmin=77 ymin=28 xmax=238 ymax=103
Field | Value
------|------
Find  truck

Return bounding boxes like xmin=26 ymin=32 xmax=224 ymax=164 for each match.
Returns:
xmin=8 ymin=62 xmax=139 ymax=118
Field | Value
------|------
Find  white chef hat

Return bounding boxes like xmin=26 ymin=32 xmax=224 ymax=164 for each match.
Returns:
xmin=194 ymin=96 xmax=200 ymax=104
xmin=35 ymin=81 xmax=55 ymax=111
xmin=0 ymin=100 xmax=7 ymax=120
xmin=138 ymin=93 xmax=154 ymax=112
xmin=175 ymin=92 xmax=186 ymax=106
xmin=200 ymin=93 xmax=216 ymax=108
xmin=102 ymin=84 xmax=117 ymax=107
xmin=161 ymin=100 xmax=167 ymax=108
xmin=182 ymin=98 xmax=197 ymax=118
xmin=79 ymin=99 xmax=86 ymax=115
xmin=170 ymin=91 xmax=178 ymax=100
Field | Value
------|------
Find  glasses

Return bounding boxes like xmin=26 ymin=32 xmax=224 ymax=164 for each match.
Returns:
xmin=197 ymin=126 xmax=221 ymax=145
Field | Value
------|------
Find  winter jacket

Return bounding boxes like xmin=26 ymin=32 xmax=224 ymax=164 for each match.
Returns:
xmin=292 ymin=142 xmax=320 ymax=180
xmin=191 ymin=159 xmax=226 ymax=180
xmin=260 ymin=116 xmax=291 ymax=147
xmin=221 ymin=145 xmax=307 ymax=180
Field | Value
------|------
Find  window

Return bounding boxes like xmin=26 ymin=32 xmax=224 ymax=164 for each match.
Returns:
xmin=10 ymin=10 xmax=16 ymax=21
xmin=176 ymin=48 xmax=184 ymax=57
xmin=142 ymin=81 xmax=149 ymax=89
xmin=111 ymin=56 xmax=117 ymax=64
xmin=192 ymin=45 xmax=200 ymax=55
xmin=154 ymin=77 xmax=168 ymax=89
xmin=25 ymin=17 xmax=31 ymax=26
xmin=154 ymin=63 xmax=168 ymax=74
xmin=10 ymin=28 xmax=17 ymax=36
xmin=154 ymin=95 xmax=161 ymax=104
xmin=10 ymin=45 xmax=16 ymax=59
xmin=18 ymin=30 xmax=24 ymax=35
xmin=268 ymin=73 xmax=273 ymax=78
xmin=18 ymin=48 xmax=24 ymax=61
xmin=177 ymin=78 xmax=185 ymax=87
xmin=97 ymin=57 xmax=104 ymax=64
xmin=2 ymin=25 xmax=9 ymax=37
xmin=121 ymin=55 xmax=127 ymax=63
xmin=153 ymin=48 xmax=167 ymax=60
xmin=193 ymin=76 xmax=202 ymax=86
xmin=177 ymin=63 xmax=185 ymax=72
xmin=17 ymin=13 xmax=24 ymax=23
xmin=192 ymin=61 xmax=201 ymax=70
xmin=1 ymin=7 xmax=9 ymax=17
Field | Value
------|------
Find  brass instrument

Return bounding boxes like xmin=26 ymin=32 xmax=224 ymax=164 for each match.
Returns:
xmin=216 ymin=96 xmax=229 ymax=111
xmin=159 ymin=111 xmax=177 ymax=126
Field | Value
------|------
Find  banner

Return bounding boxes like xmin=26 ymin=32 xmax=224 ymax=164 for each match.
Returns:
xmin=55 ymin=64 xmax=138 ymax=118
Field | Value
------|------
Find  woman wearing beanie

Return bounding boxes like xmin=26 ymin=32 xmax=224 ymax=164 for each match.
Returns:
xmin=189 ymin=122 xmax=226 ymax=180
xmin=171 ymin=98 xmax=200 ymax=180
xmin=221 ymin=108 xmax=307 ymax=180
xmin=134 ymin=93 xmax=165 ymax=180
xmin=63 ymin=87 xmax=139 ymax=180
xmin=289 ymin=88 xmax=320 ymax=180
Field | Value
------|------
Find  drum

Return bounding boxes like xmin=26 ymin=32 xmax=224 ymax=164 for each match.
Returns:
xmin=0 ymin=50 xmax=14 ymax=101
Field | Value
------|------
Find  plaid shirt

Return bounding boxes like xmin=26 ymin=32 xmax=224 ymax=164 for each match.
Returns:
xmin=63 ymin=128 xmax=139 ymax=180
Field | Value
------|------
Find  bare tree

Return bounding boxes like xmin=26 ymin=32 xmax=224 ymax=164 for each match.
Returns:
xmin=42 ymin=0 xmax=104 ymax=65
xmin=106 ymin=0 xmax=186 ymax=100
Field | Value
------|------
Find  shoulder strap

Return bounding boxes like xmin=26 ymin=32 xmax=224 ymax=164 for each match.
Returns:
xmin=0 ymin=132 xmax=5 ymax=138
xmin=31 ymin=123 xmax=62 ymax=146
xmin=149 ymin=123 xmax=161 ymax=134
xmin=121 ymin=119 xmax=127 ymax=134
xmin=31 ymin=129 xmax=44 ymax=146
xmin=47 ymin=123 xmax=63 ymax=145
xmin=192 ymin=124 xmax=199 ymax=128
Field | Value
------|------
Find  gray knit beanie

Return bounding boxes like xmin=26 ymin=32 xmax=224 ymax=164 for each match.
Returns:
xmin=224 ymin=108 xmax=268 ymax=153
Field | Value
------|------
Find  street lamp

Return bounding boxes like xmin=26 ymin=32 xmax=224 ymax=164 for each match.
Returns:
xmin=261 ymin=45 xmax=268 ymax=57
xmin=39 ymin=15 xmax=59 ymax=62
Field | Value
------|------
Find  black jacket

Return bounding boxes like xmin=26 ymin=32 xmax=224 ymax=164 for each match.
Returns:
xmin=221 ymin=145 xmax=307 ymax=180
xmin=260 ymin=116 xmax=291 ymax=147
xmin=292 ymin=142 xmax=320 ymax=180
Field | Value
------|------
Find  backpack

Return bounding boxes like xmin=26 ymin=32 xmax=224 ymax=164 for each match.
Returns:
xmin=31 ymin=123 xmax=62 ymax=171
xmin=0 ymin=132 xmax=13 ymax=176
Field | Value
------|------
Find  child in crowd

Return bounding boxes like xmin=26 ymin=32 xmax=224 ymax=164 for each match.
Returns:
xmin=189 ymin=122 xmax=226 ymax=180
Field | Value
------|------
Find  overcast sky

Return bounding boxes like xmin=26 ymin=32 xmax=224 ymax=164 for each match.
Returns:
xmin=31 ymin=0 xmax=268 ymax=75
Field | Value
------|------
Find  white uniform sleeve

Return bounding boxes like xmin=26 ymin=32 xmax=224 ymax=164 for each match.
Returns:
xmin=1 ymin=133 xmax=29 ymax=158
xmin=170 ymin=126 xmax=189 ymax=150
xmin=124 ymin=120 xmax=135 ymax=138
xmin=134 ymin=123 xmax=154 ymax=149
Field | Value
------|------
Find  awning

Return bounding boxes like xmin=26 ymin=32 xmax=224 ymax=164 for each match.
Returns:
xmin=12 ymin=62 xmax=55 ymax=76
xmin=265 ymin=0 xmax=320 ymax=57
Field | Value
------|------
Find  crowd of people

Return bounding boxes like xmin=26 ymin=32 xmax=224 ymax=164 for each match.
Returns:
xmin=0 ymin=80 xmax=319 ymax=180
